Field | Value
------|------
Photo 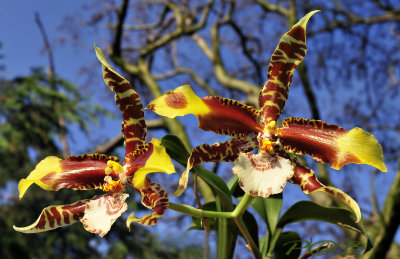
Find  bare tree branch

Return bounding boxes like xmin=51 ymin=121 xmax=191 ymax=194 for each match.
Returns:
xmin=367 ymin=164 xmax=400 ymax=258
xmin=35 ymin=12 xmax=69 ymax=157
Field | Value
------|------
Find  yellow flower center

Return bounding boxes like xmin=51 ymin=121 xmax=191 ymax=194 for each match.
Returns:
xmin=258 ymin=121 xmax=277 ymax=152
xmin=103 ymin=160 xmax=126 ymax=192
xmin=260 ymin=139 xmax=276 ymax=152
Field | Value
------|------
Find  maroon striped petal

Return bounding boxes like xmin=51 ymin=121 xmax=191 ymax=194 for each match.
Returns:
xmin=95 ymin=46 xmax=147 ymax=154
xmin=173 ymin=137 xmax=259 ymax=196
xmin=289 ymin=163 xmax=361 ymax=222
xmin=13 ymin=199 xmax=87 ymax=233
xmin=127 ymin=179 xmax=169 ymax=227
xmin=197 ymin=96 xmax=263 ymax=137
xmin=259 ymin=11 xmax=318 ymax=124
xmin=18 ymin=154 xmax=120 ymax=199
xmin=278 ymin=117 xmax=387 ymax=171
xmin=147 ymin=85 xmax=262 ymax=138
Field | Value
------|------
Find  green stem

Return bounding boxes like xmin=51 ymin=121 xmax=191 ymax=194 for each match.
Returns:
xmin=169 ymin=193 xmax=255 ymax=219
xmin=267 ymin=228 xmax=283 ymax=257
xmin=169 ymin=202 xmax=230 ymax=218
xmin=170 ymin=193 xmax=260 ymax=258
xmin=216 ymin=196 xmax=229 ymax=259
xmin=233 ymin=193 xmax=253 ymax=216
xmin=234 ymin=216 xmax=262 ymax=259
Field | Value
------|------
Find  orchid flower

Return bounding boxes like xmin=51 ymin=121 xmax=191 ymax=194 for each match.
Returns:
xmin=146 ymin=11 xmax=387 ymax=222
xmin=13 ymin=46 xmax=175 ymax=237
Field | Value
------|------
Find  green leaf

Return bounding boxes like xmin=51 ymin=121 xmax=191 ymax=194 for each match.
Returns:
xmin=227 ymin=175 xmax=244 ymax=198
xmin=273 ymin=231 xmax=302 ymax=259
xmin=161 ymin=134 xmax=236 ymax=258
xmin=251 ymin=194 xmax=282 ymax=231
xmin=271 ymin=201 xmax=372 ymax=254
xmin=194 ymin=166 xmax=232 ymax=203
xmin=161 ymin=134 xmax=190 ymax=165
xmin=251 ymin=193 xmax=282 ymax=256
xmin=278 ymin=201 xmax=364 ymax=229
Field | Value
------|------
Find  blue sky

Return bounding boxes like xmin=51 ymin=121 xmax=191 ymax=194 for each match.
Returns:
xmin=0 ymin=1 xmax=102 ymax=83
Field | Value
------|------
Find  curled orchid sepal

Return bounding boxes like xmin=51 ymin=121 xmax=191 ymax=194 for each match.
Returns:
xmin=14 ymin=46 xmax=175 ymax=237
xmin=126 ymin=179 xmax=169 ymax=229
xmin=289 ymin=163 xmax=361 ymax=222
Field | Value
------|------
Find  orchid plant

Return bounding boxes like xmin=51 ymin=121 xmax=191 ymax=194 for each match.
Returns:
xmin=13 ymin=47 xmax=175 ymax=237
xmin=14 ymin=11 xmax=387 ymax=259
xmin=147 ymin=11 xmax=386 ymax=219
xmin=147 ymin=11 xmax=386 ymax=256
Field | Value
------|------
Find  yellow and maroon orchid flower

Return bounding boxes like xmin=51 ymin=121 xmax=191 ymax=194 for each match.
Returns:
xmin=13 ymin=46 xmax=175 ymax=237
xmin=146 ymin=11 xmax=387 ymax=222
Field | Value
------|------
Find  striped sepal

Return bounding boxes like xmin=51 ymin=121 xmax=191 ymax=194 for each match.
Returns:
xmin=95 ymin=46 xmax=147 ymax=154
xmin=289 ymin=163 xmax=361 ymax=222
xmin=173 ymin=137 xmax=259 ymax=196
xmin=127 ymin=179 xmax=169 ymax=227
xmin=259 ymin=11 xmax=319 ymax=124
xmin=18 ymin=154 xmax=119 ymax=199
xmin=147 ymin=85 xmax=263 ymax=138
xmin=13 ymin=199 xmax=87 ymax=233
xmin=278 ymin=117 xmax=387 ymax=171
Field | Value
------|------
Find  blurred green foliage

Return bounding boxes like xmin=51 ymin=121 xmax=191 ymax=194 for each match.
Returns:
xmin=0 ymin=68 xmax=104 ymax=184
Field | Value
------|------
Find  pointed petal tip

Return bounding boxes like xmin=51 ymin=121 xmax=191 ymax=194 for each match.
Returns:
xmin=299 ymin=10 xmax=320 ymax=24
xmin=172 ymin=184 xmax=186 ymax=197
xmin=292 ymin=10 xmax=320 ymax=32
xmin=13 ymin=224 xmax=33 ymax=234
xmin=13 ymin=224 xmax=41 ymax=234
xmin=17 ymin=156 xmax=62 ymax=198
xmin=13 ymin=225 xmax=21 ymax=232
xmin=17 ymin=179 xmax=33 ymax=199
xmin=325 ymin=186 xmax=361 ymax=223
xmin=337 ymin=127 xmax=387 ymax=172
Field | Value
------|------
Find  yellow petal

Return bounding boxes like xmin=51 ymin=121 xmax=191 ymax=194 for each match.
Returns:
xmin=337 ymin=127 xmax=387 ymax=172
xmin=18 ymin=156 xmax=62 ymax=199
xmin=131 ymin=138 xmax=175 ymax=189
xmin=146 ymin=85 xmax=209 ymax=118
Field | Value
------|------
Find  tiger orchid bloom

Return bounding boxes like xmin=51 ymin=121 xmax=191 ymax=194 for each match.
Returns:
xmin=146 ymin=11 xmax=387 ymax=222
xmin=13 ymin=46 xmax=175 ymax=237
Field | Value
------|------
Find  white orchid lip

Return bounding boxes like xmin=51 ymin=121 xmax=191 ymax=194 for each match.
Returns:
xmin=81 ymin=192 xmax=129 ymax=237
xmin=232 ymin=151 xmax=294 ymax=198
